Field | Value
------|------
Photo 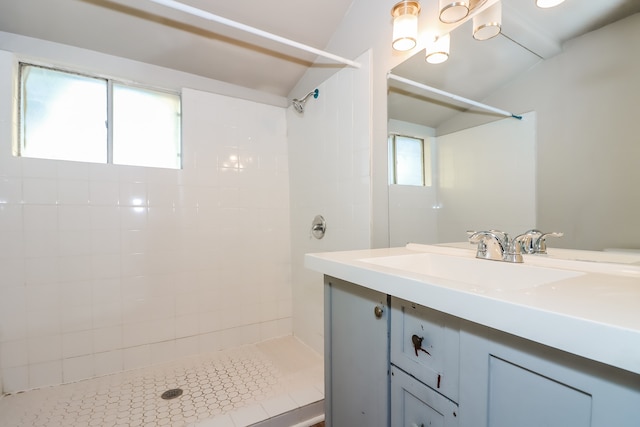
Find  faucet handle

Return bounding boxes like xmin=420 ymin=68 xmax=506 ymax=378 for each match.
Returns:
xmin=519 ymin=229 xmax=542 ymax=254
xmin=468 ymin=230 xmax=506 ymax=261
xmin=489 ymin=229 xmax=510 ymax=246
xmin=535 ymin=232 xmax=563 ymax=254
xmin=524 ymin=229 xmax=543 ymax=236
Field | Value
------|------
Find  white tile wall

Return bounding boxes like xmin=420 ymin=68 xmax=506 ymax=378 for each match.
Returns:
xmin=0 ymin=51 xmax=292 ymax=392
xmin=287 ymin=51 xmax=372 ymax=354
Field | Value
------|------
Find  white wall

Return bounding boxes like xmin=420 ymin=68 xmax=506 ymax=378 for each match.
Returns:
xmin=288 ymin=51 xmax=372 ymax=354
xmin=0 ymin=37 xmax=292 ymax=393
xmin=437 ymin=112 xmax=536 ymax=242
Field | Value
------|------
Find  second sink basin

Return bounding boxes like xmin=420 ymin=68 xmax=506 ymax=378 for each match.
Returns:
xmin=359 ymin=252 xmax=584 ymax=291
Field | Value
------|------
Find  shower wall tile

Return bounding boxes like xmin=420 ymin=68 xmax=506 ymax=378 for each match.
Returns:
xmin=89 ymin=181 xmax=120 ymax=206
xmin=2 ymin=365 xmax=27 ymax=392
xmin=93 ymin=349 xmax=123 ymax=377
xmin=62 ymin=354 xmax=94 ymax=383
xmin=57 ymin=179 xmax=90 ymax=205
xmin=28 ymin=335 xmax=62 ymax=364
xmin=29 ymin=360 xmax=62 ymax=388
xmin=122 ymin=344 xmax=151 ymax=371
xmin=288 ymin=50 xmax=372 ymax=355
xmin=62 ymin=331 xmax=93 ymax=359
xmin=0 ymin=340 xmax=27 ymax=369
xmin=0 ymin=179 xmax=20 ymax=205
xmin=92 ymin=327 xmax=122 ymax=354
xmin=0 ymin=51 xmax=292 ymax=392
xmin=23 ymin=178 xmax=58 ymax=205
xmin=21 ymin=158 xmax=57 ymax=179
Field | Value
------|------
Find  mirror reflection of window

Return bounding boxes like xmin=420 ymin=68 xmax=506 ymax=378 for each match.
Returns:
xmin=389 ymin=134 xmax=431 ymax=186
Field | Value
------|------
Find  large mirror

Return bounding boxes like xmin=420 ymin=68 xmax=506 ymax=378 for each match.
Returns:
xmin=387 ymin=1 xmax=640 ymax=251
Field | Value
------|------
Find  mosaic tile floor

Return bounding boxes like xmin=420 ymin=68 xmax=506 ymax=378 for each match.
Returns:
xmin=0 ymin=336 xmax=324 ymax=427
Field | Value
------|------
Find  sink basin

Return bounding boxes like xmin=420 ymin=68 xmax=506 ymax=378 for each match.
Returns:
xmin=359 ymin=252 xmax=584 ymax=291
xmin=419 ymin=242 xmax=640 ymax=277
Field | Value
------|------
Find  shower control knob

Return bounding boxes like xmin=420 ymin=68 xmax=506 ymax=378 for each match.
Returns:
xmin=374 ymin=305 xmax=384 ymax=319
xmin=310 ymin=215 xmax=326 ymax=239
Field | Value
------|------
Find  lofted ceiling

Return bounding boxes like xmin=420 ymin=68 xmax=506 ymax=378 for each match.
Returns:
xmin=0 ymin=0 xmax=638 ymax=119
xmin=0 ymin=0 xmax=355 ymax=98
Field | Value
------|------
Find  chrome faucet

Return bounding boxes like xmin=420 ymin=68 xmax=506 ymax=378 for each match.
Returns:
xmin=520 ymin=229 xmax=564 ymax=254
xmin=468 ymin=230 xmax=524 ymax=263
xmin=468 ymin=229 xmax=563 ymax=262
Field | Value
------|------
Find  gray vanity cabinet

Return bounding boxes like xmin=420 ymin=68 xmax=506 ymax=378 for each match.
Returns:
xmin=324 ymin=276 xmax=389 ymax=427
xmin=458 ymin=323 xmax=640 ymax=427
xmin=324 ymin=277 xmax=640 ymax=427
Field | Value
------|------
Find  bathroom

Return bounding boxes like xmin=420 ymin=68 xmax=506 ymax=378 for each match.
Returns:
xmin=0 ymin=0 xmax=639 ymax=426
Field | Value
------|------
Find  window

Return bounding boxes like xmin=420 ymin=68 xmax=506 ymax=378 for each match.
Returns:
xmin=112 ymin=84 xmax=181 ymax=169
xmin=19 ymin=65 xmax=108 ymax=163
xmin=19 ymin=63 xmax=181 ymax=169
xmin=389 ymin=134 xmax=430 ymax=186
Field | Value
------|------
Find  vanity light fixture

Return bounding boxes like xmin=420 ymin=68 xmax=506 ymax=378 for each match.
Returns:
xmin=439 ymin=0 xmax=488 ymax=24
xmin=439 ymin=0 xmax=469 ymax=24
xmin=469 ymin=0 xmax=489 ymax=10
xmin=391 ymin=1 xmax=422 ymax=51
xmin=473 ymin=1 xmax=502 ymax=40
xmin=426 ymin=34 xmax=451 ymax=64
xmin=535 ymin=0 xmax=565 ymax=8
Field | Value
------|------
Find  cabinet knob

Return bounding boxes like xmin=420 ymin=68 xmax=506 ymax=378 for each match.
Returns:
xmin=374 ymin=305 xmax=384 ymax=318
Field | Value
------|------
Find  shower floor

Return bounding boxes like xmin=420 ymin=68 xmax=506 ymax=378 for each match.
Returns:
xmin=0 ymin=336 xmax=324 ymax=427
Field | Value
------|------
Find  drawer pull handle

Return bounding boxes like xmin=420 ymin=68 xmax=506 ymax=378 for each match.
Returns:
xmin=411 ymin=334 xmax=431 ymax=357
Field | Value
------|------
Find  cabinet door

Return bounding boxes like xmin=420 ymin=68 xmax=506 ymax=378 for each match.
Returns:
xmin=487 ymin=355 xmax=591 ymax=427
xmin=325 ymin=276 xmax=389 ymax=427
xmin=459 ymin=323 xmax=640 ymax=427
xmin=391 ymin=298 xmax=460 ymax=402
xmin=391 ymin=366 xmax=459 ymax=427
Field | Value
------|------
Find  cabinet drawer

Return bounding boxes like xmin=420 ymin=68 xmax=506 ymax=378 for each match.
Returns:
xmin=391 ymin=297 xmax=460 ymax=401
xmin=391 ymin=366 xmax=459 ymax=427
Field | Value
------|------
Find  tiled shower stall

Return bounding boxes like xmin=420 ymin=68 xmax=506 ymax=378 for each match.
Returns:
xmin=0 ymin=81 xmax=293 ymax=392
xmin=0 ymin=32 xmax=371 ymax=425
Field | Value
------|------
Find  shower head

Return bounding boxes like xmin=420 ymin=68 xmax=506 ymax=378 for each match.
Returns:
xmin=291 ymin=88 xmax=319 ymax=113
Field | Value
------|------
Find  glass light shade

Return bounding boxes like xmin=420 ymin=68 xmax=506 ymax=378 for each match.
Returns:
xmin=391 ymin=1 xmax=421 ymax=51
xmin=439 ymin=0 xmax=469 ymax=24
xmin=473 ymin=1 xmax=501 ymax=40
xmin=536 ymin=0 xmax=565 ymax=8
xmin=426 ymin=34 xmax=450 ymax=64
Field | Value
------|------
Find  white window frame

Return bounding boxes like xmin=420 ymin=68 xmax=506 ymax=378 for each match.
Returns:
xmin=17 ymin=62 xmax=182 ymax=169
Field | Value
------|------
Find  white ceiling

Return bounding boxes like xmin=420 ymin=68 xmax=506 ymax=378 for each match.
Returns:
xmin=0 ymin=0 xmax=638 ymax=120
xmin=0 ymin=0 xmax=355 ymax=97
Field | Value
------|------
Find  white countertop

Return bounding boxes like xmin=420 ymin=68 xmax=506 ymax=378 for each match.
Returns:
xmin=305 ymin=243 xmax=640 ymax=376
